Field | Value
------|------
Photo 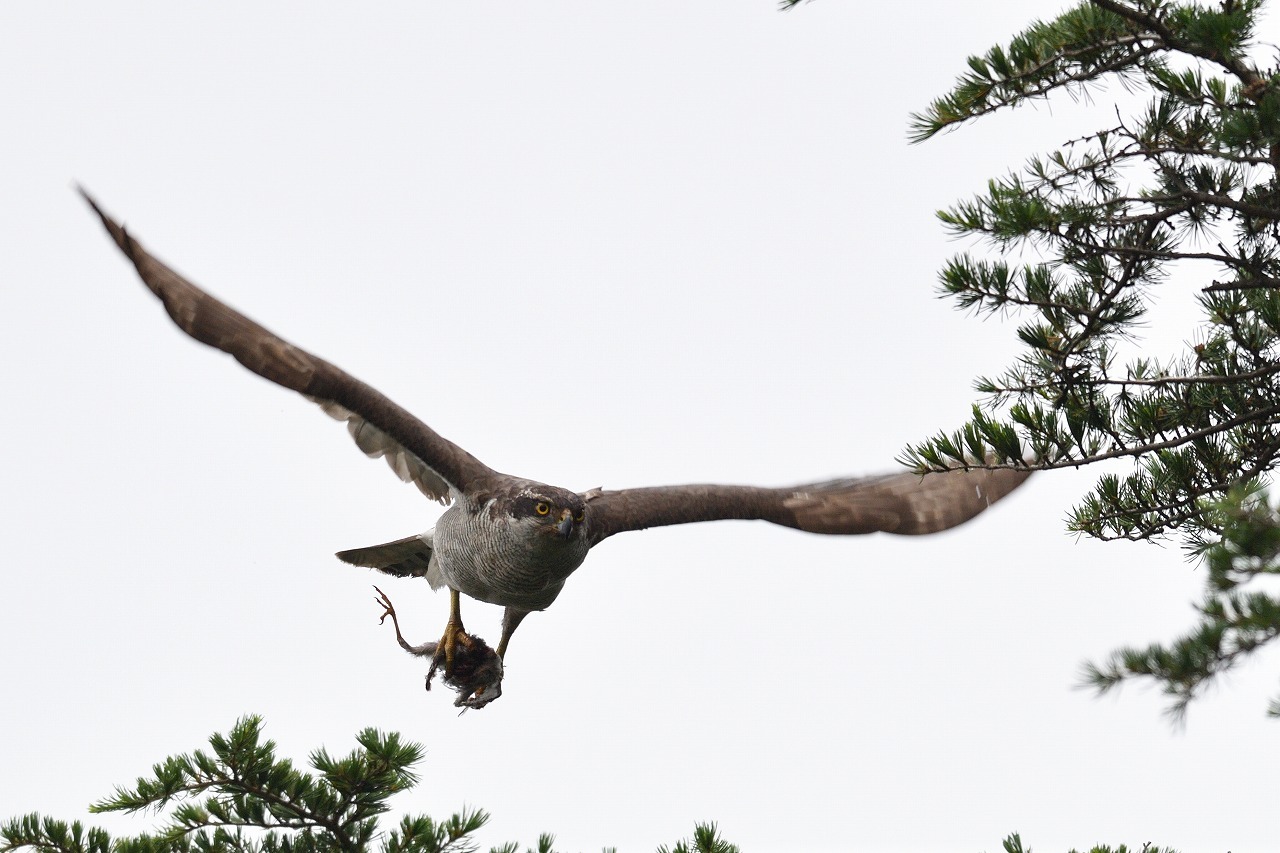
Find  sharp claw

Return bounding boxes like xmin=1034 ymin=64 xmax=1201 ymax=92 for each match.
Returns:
xmin=423 ymin=624 xmax=504 ymax=709
xmin=373 ymin=585 xmax=396 ymax=623
xmin=372 ymin=589 xmax=501 ymax=706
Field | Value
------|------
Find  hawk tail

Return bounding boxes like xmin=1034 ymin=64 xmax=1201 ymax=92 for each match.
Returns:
xmin=335 ymin=532 xmax=442 ymax=587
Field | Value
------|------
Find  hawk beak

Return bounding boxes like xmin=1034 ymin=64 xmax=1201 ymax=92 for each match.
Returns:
xmin=556 ymin=513 xmax=574 ymax=538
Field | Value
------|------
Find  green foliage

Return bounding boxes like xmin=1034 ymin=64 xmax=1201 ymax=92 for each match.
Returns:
xmin=998 ymin=832 xmax=1181 ymax=853
xmin=1084 ymin=483 xmax=1280 ymax=718
xmin=905 ymin=0 xmax=1280 ymax=541
xmin=908 ymin=3 xmax=1168 ymax=143
xmin=0 ymin=719 xmax=1185 ymax=853
xmin=900 ymin=0 xmax=1280 ymax=715
xmin=654 ymin=825 xmax=738 ymax=853
xmin=0 ymin=718 xmax=723 ymax=853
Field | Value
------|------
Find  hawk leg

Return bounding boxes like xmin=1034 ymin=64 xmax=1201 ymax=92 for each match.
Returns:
xmin=496 ymin=607 xmax=531 ymax=660
xmin=373 ymin=585 xmax=502 ymax=709
xmin=374 ymin=585 xmax=435 ymax=656
xmin=432 ymin=587 xmax=472 ymax=679
xmin=430 ymin=588 xmax=504 ymax=709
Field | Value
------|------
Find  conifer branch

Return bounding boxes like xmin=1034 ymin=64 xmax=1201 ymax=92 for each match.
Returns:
xmin=0 ymin=720 xmax=742 ymax=853
xmin=911 ymin=0 xmax=1280 ymax=715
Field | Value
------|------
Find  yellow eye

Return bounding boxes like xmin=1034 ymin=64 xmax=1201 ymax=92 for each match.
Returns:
xmin=574 ymin=510 xmax=585 ymax=523
xmin=535 ymin=502 xmax=551 ymax=516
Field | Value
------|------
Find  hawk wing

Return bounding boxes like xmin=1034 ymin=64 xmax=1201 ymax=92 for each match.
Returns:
xmin=81 ymin=190 xmax=497 ymax=503
xmin=583 ymin=467 xmax=1029 ymax=544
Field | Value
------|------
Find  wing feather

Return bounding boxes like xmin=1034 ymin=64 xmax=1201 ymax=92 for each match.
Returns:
xmin=335 ymin=532 xmax=440 ymax=585
xmin=584 ymin=467 xmax=1030 ymax=544
xmin=82 ymin=191 xmax=495 ymax=501
xmin=314 ymin=400 xmax=453 ymax=503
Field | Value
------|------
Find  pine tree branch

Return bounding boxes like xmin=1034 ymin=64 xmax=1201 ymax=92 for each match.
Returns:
xmin=1202 ymin=274 xmax=1280 ymax=291
xmin=914 ymin=403 xmax=1280 ymax=472
xmin=1088 ymin=0 xmax=1265 ymax=88
xmin=2 ymin=719 xmax=751 ymax=853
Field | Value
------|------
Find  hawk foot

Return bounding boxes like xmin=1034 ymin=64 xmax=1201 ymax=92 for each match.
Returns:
xmin=371 ymin=585 xmax=503 ymax=708
xmin=373 ymin=586 xmax=398 ymax=625
xmin=425 ymin=628 xmax=504 ymax=710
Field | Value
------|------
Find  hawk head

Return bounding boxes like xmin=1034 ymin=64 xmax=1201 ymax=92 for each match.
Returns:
xmin=503 ymin=484 xmax=588 ymax=541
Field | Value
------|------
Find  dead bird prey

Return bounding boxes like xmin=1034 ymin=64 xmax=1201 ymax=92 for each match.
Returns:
xmin=82 ymin=191 xmax=1030 ymax=709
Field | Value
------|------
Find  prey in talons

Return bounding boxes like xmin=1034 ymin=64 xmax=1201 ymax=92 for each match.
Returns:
xmin=373 ymin=586 xmax=503 ymax=709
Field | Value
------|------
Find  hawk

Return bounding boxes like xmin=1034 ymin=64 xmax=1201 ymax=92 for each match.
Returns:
xmin=82 ymin=191 xmax=1029 ymax=708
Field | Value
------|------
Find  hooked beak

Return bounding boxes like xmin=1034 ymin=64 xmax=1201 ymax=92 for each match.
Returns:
xmin=557 ymin=512 xmax=574 ymax=538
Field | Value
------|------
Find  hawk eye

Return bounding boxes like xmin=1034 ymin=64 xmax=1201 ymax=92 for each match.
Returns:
xmin=574 ymin=510 xmax=584 ymax=523
xmin=534 ymin=501 xmax=551 ymax=516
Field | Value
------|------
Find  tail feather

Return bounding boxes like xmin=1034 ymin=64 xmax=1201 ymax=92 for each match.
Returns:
xmin=335 ymin=532 xmax=439 ymax=585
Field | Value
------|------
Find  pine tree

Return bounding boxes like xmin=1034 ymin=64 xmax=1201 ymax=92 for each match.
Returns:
xmin=0 ymin=716 xmax=1179 ymax=853
xmin=793 ymin=0 xmax=1280 ymax=716
xmin=897 ymin=0 xmax=1280 ymax=717
xmin=0 ymin=716 xmax=736 ymax=853
xmin=998 ymin=834 xmax=1179 ymax=853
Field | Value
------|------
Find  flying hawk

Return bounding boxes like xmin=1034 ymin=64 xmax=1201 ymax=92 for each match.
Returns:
xmin=81 ymin=191 xmax=1030 ymax=708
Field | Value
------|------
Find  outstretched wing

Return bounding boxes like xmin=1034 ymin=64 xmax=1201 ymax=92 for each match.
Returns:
xmin=583 ymin=467 xmax=1030 ymax=544
xmin=81 ymin=190 xmax=497 ymax=502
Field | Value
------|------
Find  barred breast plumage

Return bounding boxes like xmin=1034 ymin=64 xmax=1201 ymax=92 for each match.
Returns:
xmin=431 ymin=498 xmax=592 ymax=612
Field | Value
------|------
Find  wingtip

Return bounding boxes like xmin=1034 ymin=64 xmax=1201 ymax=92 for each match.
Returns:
xmin=75 ymin=183 xmax=105 ymax=219
xmin=75 ymin=185 xmax=131 ymax=252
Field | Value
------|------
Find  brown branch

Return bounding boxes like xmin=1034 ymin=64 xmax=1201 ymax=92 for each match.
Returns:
xmin=1180 ymin=188 xmax=1280 ymax=220
xmin=1083 ymin=435 xmax=1280 ymax=539
xmin=935 ymin=403 xmax=1280 ymax=471
xmin=1005 ymin=35 xmax=1160 ymax=85
xmin=925 ymin=42 xmax=1163 ymax=130
xmin=1088 ymin=0 xmax=1265 ymax=89
xmin=1087 ymin=0 xmax=1279 ymax=171
xmin=989 ymin=363 xmax=1280 ymax=390
xmin=1203 ymin=275 xmax=1280 ymax=292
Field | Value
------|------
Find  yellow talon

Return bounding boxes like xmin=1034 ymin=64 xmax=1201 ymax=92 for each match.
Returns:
xmin=435 ymin=587 xmax=471 ymax=677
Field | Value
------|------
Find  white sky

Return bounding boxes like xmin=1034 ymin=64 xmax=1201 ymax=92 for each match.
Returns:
xmin=3 ymin=2 xmax=1278 ymax=852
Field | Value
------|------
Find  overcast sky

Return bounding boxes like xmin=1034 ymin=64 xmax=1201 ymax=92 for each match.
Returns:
xmin=3 ymin=2 xmax=1279 ymax=851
